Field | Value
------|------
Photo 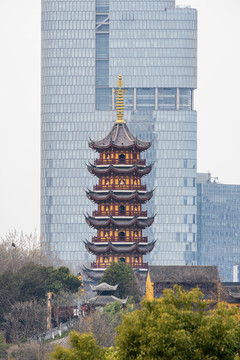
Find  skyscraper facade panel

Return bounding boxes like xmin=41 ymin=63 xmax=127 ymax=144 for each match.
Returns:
xmin=41 ymin=0 xmax=197 ymax=270
xmin=197 ymin=174 xmax=240 ymax=281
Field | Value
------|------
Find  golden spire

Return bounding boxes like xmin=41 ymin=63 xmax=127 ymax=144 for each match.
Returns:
xmin=115 ymin=74 xmax=126 ymax=124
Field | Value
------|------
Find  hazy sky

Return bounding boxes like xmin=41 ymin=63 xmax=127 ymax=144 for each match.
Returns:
xmin=0 ymin=0 xmax=239 ymax=237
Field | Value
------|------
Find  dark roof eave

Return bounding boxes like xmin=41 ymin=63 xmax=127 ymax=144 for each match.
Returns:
xmin=89 ymin=142 xmax=151 ymax=152
xmin=86 ymin=189 xmax=154 ymax=203
xmin=85 ymin=215 xmax=155 ymax=229
xmin=84 ymin=240 xmax=156 ymax=255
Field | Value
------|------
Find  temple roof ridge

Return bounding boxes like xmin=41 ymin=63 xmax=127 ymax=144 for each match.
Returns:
xmin=90 ymin=282 xmax=118 ymax=292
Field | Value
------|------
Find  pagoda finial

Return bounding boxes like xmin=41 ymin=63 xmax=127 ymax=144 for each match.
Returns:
xmin=115 ymin=74 xmax=126 ymax=124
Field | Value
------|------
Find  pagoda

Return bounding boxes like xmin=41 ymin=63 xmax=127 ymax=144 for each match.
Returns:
xmin=84 ymin=75 xmax=155 ymax=279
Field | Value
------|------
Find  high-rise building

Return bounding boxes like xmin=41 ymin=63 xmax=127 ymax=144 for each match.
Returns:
xmin=41 ymin=0 xmax=197 ymax=270
xmin=197 ymin=173 xmax=240 ymax=281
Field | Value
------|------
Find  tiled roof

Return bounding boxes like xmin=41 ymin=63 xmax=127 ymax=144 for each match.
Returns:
xmin=86 ymin=189 xmax=154 ymax=204
xmin=84 ymin=240 xmax=156 ymax=255
xmin=90 ymin=282 xmax=118 ymax=292
xmin=85 ymin=215 xmax=155 ymax=229
xmin=87 ymin=295 xmax=127 ymax=306
xmin=89 ymin=122 xmax=151 ymax=151
xmin=149 ymin=266 xmax=219 ymax=284
xmin=87 ymin=163 xmax=153 ymax=177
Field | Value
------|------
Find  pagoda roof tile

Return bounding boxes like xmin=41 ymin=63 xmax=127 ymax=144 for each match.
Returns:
xmin=87 ymin=163 xmax=153 ymax=177
xmin=89 ymin=122 xmax=151 ymax=152
xmin=86 ymin=189 xmax=154 ymax=203
xmin=84 ymin=240 xmax=156 ymax=255
xmin=85 ymin=214 xmax=155 ymax=229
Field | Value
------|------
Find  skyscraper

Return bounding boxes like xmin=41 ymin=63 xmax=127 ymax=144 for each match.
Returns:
xmin=41 ymin=0 xmax=197 ymax=270
xmin=197 ymin=173 xmax=240 ymax=281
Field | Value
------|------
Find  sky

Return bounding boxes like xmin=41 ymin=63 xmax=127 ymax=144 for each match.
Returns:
xmin=0 ymin=0 xmax=239 ymax=238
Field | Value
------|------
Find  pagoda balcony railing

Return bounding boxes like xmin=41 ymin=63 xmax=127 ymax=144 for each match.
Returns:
xmin=92 ymin=210 xmax=147 ymax=217
xmin=91 ymin=262 xmax=148 ymax=269
xmin=94 ymin=159 xmax=146 ymax=166
xmin=93 ymin=184 xmax=147 ymax=191
xmin=92 ymin=236 xmax=148 ymax=243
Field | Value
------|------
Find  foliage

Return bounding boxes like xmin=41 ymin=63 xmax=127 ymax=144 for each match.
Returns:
xmin=0 ymin=332 xmax=7 ymax=360
xmin=49 ymin=331 xmax=106 ymax=360
xmin=0 ymin=230 xmax=54 ymax=274
xmin=99 ymin=262 xmax=141 ymax=301
xmin=4 ymin=299 xmax=48 ymax=344
xmin=102 ymin=300 xmax=135 ymax=328
xmin=115 ymin=285 xmax=240 ymax=360
xmin=73 ymin=301 xmax=135 ymax=348
xmin=0 ymin=263 xmax=81 ymax=326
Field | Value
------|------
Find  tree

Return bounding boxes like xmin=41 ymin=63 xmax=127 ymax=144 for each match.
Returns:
xmin=73 ymin=301 xmax=135 ymax=348
xmin=116 ymin=285 xmax=240 ymax=360
xmin=0 ymin=263 xmax=82 ymax=326
xmin=0 ymin=230 xmax=55 ymax=274
xmin=49 ymin=331 xmax=106 ymax=360
xmin=0 ymin=332 xmax=7 ymax=360
xmin=4 ymin=299 xmax=48 ymax=344
xmin=99 ymin=262 xmax=141 ymax=301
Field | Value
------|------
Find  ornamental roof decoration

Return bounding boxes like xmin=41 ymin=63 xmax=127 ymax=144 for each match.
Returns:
xmin=86 ymin=188 xmax=154 ymax=204
xmin=85 ymin=214 xmax=155 ymax=229
xmin=87 ymin=162 xmax=153 ymax=177
xmin=89 ymin=75 xmax=151 ymax=152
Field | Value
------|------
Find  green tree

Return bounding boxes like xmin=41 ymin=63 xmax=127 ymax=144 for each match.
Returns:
xmin=99 ymin=262 xmax=141 ymax=301
xmin=116 ymin=285 xmax=240 ymax=360
xmin=0 ymin=264 xmax=81 ymax=326
xmin=49 ymin=331 xmax=106 ymax=360
xmin=0 ymin=332 xmax=7 ymax=360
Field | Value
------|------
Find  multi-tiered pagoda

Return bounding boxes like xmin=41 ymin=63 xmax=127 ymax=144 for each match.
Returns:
xmin=84 ymin=75 xmax=155 ymax=279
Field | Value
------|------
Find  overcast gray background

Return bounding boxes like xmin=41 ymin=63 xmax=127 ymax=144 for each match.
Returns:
xmin=0 ymin=0 xmax=239 ymax=237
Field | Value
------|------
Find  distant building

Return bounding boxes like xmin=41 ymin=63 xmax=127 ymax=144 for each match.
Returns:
xmin=145 ymin=265 xmax=220 ymax=300
xmin=84 ymin=282 xmax=127 ymax=313
xmin=41 ymin=0 xmax=198 ymax=270
xmin=197 ymin=173 xmax=240 ymax=281
xmin=221 ymin=282 xmax=240 ymax=307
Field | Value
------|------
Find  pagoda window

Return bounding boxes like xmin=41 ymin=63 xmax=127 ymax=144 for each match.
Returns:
xmin=104 ymin=231 xmax=109 ymax=238
xmin=134 ymin=179 xmax=138 ymax=186
xmin=106 ymin=153 xmax=110 ymax=160
xmin=119 ymin=258 xmax=125 ymax=263
xmin=135 ymin=257 xmax=139 ymax=263
xmin=133 ymin=153 xmax=137 ymax=160
xmin=104 ymin=257 xmax=108 ymax=263
xmin=119 ymin=179 xmax=125 ymax=185
xmin=119 ymin=154 xmax=125 ymax=163
xmin=105 ymin=178 xmax=110 ymax=185
xmin=105 ymin=205 xmax=109 ymax=212
xmin=134 ymin=205 xmax=138 ymax=213
xmin=119 ymin=205 xmax=125 ymax=214
xmin=134 ymin=231 xmax=138 ymax=237
xmin=119 ymin=231 xmax=125 ymax=240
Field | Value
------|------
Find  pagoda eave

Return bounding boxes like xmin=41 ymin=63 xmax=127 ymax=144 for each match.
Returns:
xmin=86 ymin=189 xmax=154 ymax=204
xmin=85 ymin=215 xmax=155 ymax=229
xmin=84 ymin=240 xmax=156 ymax=255
xmin=87 ymin=163 xmax=153 ymax=177
xmin=88 ymin=122 xmax=152 ymax=152
xmin=89 ymin=142 xmax=151 ymax=153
